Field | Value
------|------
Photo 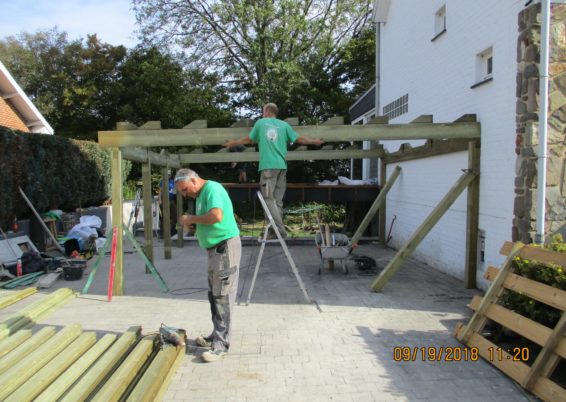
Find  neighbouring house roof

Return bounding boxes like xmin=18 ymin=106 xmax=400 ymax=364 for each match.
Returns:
xmin=0 ymin=61 xmax=54 ymax=134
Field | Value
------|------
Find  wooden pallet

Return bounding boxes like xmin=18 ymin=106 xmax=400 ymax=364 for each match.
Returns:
xmin=455 ymin=241 xmax=566 ymax=402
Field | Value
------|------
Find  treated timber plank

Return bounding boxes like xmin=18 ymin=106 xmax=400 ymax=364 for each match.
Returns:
xmin=111 ymin=148 xmax=124 ymax=296
xmin=179 ymin=148 xmax=384 ymax=164
xmin=151 ymin=344 xmax=185 ymax=402
xmin=500 ymin=241 xmax=566 ymax=267
xmin=322 ymin=116 xmax=344 ymax=125
xmin=372 ymin=171 xmax=477 ymax=291
xmin=0 ymin=324 xmax=82 ymax=400
xmin=91 ymin=335 xmax=157 ymax=401
xmin=0 ymin=327 xmax=56 ymax=374
xmin=0 ymin=288 xmax=74 ymax=340
xmin=98 ymin=122 xmax=481 ymax=148
xmin=126 ymin=344 xmax=183 ymax=402
xmin=465 ymin=139 xmax=481 ymax=288
xmin=456 ymin=243 xmax=525 ymax=343
xmin=523 ymin=312 xmax=566 ymax=390
xmin=463 ymin=331 xmax=566 ymax=402
xmin=0 ymin=329 xmax=32 ymax=359
xmin=285 ymin=117 xmax=299 ymax=126
xmin=0 ymin=287 xmax=37 ymax=309
xmin=36 ymin=333 xmax=117 ymax=402
xmin=468 ymin=295 xmax=566 ymax=359
xmin=485 ymin=266 xmax=566 ymax=311
xmin=351 ymin=166 xmax=401 ymax=246
xmin=6 ymin=332 xmax=97 ymax=402
xmin=61 ymin=326 xmax=141 ymax=402
xmin=410 ymin=114 xmax=433 ymax=123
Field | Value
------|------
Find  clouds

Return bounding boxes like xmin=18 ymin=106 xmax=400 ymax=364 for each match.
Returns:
xmin=0 ymin=0 xmax=138 ymax=47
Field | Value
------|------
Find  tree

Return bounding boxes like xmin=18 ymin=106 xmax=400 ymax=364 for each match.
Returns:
xmin=132 ymin=0 xmax=372 ymax=118
xmin=116 ymin=47 xmax=233 ymax=128
xmin=0 ymin=29 xmax=127 ymax=140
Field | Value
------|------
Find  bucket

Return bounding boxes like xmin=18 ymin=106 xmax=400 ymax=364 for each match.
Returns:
xmin=62 ymin=259 xmax=87 ymax=281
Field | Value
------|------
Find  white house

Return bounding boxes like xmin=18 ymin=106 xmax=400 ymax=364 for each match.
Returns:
xmin=350 ymin=0 xmax=565 ymax=289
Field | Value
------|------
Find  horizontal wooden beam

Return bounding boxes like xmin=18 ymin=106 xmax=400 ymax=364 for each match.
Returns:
xmin=98 ymin=122 xmax=481 ymax=148
xmin=121 ymin=147 xmax=181 ymax=168
xmin=383 ymin=139 xmax=473 ymax=164
xmin=179 ymin=148 xmax=385 ymax=164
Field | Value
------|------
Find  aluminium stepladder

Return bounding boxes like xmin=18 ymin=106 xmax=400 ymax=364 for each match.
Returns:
xmin=245 ymin=191 xmax=312 ymax=305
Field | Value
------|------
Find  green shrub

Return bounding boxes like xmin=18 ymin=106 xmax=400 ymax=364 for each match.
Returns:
xmin=499 ymin=235 xmax=566 ymax=328
xmin=0 ymin=127 xmax=130 ymax=228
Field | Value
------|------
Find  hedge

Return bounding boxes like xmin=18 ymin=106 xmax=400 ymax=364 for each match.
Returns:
xmin=0 ymin=127 xmax=131 ymax=228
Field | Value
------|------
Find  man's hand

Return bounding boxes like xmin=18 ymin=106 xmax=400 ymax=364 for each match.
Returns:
xmin=312 ymin=138 xmax=324 ymax=146
xmin=224 ymin=140 xmax=237 ymax=148
xmin=179 ymin=214 xmax=195 ymax=227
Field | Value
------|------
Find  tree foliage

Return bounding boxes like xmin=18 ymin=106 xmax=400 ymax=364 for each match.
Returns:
xmin=0 ymin=29 xmax=235 ymax=140
xmin=133 ymin=0 xmax=373 ymax=120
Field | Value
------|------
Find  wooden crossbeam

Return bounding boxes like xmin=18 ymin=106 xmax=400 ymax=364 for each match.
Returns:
xmin=285 ymin=117 xmax=299 ymax=126
xmin=179 ymin=148 xmax=384 ymax=164
xmin=371 ymin=171 xmax=477 ymax=291
xmin=121 ymin=147 xmax=180 ymax=168
xmin=98 ymin=121 xmax=480 ymax=148
xmin=383 ymin=138 xmax=471 ymax=164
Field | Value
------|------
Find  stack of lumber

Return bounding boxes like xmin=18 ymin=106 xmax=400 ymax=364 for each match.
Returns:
xmin=0 ymin=288 xmax=185 ymax=401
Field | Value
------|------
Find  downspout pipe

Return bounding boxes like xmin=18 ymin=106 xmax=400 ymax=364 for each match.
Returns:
xmin=535 ymin=0 xmax=551 ymax=244
xmin=375 ymin=21 xmax=381 ymax=118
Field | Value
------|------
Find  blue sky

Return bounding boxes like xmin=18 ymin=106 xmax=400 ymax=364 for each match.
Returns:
xmin=0 ymin=0 xmax=139 ymax=47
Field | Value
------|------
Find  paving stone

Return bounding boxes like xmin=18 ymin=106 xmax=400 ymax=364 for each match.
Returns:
xmin=9 ymin=240 xmax=534 ymax=401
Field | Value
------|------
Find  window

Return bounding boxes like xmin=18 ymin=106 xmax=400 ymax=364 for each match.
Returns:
xmin=432 ymin=5 xmax=446 ymax=41
xmin=382 ymin=94 xmax=408 ymax=120
xmin=472 ymin=47 xmax=494 ymax=88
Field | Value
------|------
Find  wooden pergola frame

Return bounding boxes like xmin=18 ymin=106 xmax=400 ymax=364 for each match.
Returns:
xmin=98 ymin=114 xmax=481 ymax=296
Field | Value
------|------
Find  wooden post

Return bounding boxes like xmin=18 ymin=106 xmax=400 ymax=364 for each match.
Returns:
xmin=465 ymin=139 xmax=481 ymax=288
xmin=372 ymin=171 xmax=477 ymax=291
xmin=142 ymin=162 xmax=153 ymax=268
xmin=176 ymin=189 xmax=183 ymax=248
xmin=161 ymin=162 xmax=172 ymax=260
xmin=111 ymin=148 xmax=124 ymax=296
xmin=351 ymin=165 xmax=402 ymax=246
xmin=379 ymin=158 xmax=387 ymax=246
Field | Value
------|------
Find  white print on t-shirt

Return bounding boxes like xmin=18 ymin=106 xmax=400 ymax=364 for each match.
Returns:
xmin=266 ymin=126 xmax=278 ymax=142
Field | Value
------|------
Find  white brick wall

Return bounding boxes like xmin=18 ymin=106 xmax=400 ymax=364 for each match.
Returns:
xmin=377 ymin=0 xmax=524 ymax=288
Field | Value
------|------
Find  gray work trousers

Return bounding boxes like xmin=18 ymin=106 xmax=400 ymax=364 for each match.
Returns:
xmin=206 ymin=236 xmax=241 ymax=351
xmin=260 ymin=169 xmax=287 ymax=237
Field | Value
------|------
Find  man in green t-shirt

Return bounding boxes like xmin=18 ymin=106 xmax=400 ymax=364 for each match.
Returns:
xmin=175 ymin=168 xmax=241 ymax=363
xmin=224 ymin=103 xmax=323 ymax=237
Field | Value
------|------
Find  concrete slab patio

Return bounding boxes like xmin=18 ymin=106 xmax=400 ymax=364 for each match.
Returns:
xmin=3 ymin=238 xmax=532 ymax=401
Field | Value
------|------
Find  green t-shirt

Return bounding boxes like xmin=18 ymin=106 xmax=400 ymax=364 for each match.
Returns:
xmin=248 ymin=118 xmax=299 ymax=171
xmin=195 ymin=181 xmax=240 ymax=249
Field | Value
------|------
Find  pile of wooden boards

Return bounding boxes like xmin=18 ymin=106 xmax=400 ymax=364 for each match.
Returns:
xmin=455 ymin=241 xmax=566 ymax=402
xmin=0 ymin=287 xmax=185 ymax=401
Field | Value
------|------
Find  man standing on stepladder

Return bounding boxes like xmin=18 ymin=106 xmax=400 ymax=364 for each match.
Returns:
xmin=224 ymin=103 xmax=323 ymax=238
xmin=175 ymin=168 xmax=241 ymax=363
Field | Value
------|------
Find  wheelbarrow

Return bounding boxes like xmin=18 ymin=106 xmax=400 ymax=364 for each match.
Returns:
xmin=314 ymin=232 xmax=351 ymax=275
